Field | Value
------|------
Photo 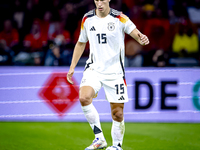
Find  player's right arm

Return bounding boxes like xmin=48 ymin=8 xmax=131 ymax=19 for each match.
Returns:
xmin=67 ymin=41 xmax=86 ymax=84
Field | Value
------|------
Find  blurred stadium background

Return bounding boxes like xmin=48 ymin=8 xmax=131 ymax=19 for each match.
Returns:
xmin=0 ymin=0 xmax=200 ymax=150
xmin=0 ymin=0 xmax=200 ymax=66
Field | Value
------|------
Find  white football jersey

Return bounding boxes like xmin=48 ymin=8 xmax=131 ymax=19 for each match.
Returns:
xmin=78 ymin=8 xmax=136 ymax=75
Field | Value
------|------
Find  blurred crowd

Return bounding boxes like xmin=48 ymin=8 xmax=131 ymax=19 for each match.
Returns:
xmin=0 ymin=0 xmax=200 ymax=67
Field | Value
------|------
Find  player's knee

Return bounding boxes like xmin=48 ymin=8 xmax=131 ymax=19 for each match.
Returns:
xmin=79 ymin=95 xmax=92 ymax=106
xmin=112 ymin=108 xmax=123 ymax=122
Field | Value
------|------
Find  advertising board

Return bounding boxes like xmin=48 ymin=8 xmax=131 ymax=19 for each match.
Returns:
xmin=0 ymin=67 xmax=200 ymax=122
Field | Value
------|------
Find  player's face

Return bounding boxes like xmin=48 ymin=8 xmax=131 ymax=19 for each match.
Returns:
xmin=94 ymin=0 xmax=110 ymax=14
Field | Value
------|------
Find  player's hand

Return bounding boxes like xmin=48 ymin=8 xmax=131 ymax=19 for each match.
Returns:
xmin=67 ymin=68 xmax=74 ymax=84
xmin=138 ymin=33 xmax=149 ymax=46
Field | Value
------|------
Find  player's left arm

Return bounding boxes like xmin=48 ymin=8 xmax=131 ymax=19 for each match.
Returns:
xmin=129 ymin=28 xmax=149 ymax=46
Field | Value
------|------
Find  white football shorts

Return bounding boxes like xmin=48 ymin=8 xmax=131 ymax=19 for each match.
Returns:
xmin=80 ymin=68 xmax=129 ymax=103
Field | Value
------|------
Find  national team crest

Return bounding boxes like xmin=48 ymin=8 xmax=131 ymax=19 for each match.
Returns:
xmin=108 ymin=22 xmax=115 ymax=31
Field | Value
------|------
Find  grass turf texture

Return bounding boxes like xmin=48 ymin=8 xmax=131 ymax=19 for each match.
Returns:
xmin=0 ymin=122 xmax=199 ymax=150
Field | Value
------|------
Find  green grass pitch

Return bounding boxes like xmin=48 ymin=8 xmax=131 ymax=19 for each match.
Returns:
xmin=0 ymin=122 xmax=200 ymax=150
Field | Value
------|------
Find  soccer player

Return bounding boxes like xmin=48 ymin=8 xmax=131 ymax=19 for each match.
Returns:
xmin=67 ymin=0 xmax=149 ymax=149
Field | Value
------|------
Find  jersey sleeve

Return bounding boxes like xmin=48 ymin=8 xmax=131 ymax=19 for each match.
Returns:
xmin=119 ymin=14 xmax=136 ymax=34
xmin=78 ymin=16 xmax=88 ymax=43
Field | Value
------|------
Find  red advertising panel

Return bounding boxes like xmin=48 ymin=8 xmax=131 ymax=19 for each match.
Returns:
xmin=38 ymin=72 xmax=79 ymax=116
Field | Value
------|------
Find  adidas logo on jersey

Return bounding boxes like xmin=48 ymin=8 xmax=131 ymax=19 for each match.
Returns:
xmin=118 ymin=96 xmax=125 ymax=101
xmin=90 ymin=26 xmax=96 ymax=31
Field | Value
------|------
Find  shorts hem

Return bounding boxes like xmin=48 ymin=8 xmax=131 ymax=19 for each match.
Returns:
xmin=108 ymin=100 xmax=129 ymax=103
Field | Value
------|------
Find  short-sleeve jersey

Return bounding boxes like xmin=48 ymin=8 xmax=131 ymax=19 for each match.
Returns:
xmin=79 ymin=8 xmax=136 ymax=75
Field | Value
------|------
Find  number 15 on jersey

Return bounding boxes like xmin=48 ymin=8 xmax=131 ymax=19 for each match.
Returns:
xmin=96 ymin=33 xmax=107 ymax=44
